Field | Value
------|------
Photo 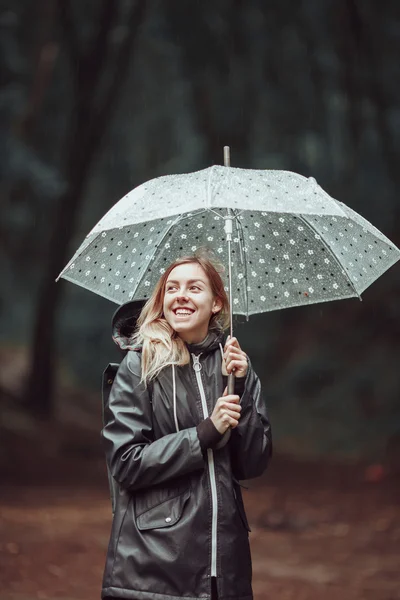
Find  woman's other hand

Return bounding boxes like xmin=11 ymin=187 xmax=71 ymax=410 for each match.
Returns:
xmin=210 ymin=388 xmax=241 ymax=434
xmin=223 ymin=336 xmax=248 ymax=378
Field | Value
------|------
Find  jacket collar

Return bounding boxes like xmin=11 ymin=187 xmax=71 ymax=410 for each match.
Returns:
xmin=185 ymin=330 xmax=225 ymax=356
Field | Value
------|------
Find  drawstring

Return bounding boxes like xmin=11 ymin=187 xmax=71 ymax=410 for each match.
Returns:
xmin=172 ymin=364 xmax=179 ymax=433
xmin=219 ymin=343 xmax=224 ymax=360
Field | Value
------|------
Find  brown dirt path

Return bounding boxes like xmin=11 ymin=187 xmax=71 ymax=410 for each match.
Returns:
xmin=1 ymin=457 xmax=399 ymax=600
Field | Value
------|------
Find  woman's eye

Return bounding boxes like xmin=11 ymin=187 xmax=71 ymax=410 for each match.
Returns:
xmin=190 ymin=286 xmax=200 ymax=291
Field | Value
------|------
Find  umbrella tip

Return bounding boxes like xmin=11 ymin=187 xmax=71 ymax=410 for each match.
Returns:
xmin=223 ymin=146 xmax=231 ymax=167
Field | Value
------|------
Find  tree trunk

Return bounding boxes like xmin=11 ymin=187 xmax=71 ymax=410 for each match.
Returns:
xmin=25 ymin=153 xmax=93 ymax=417
xmin=26 ymin=0 xmax=147 ymax=418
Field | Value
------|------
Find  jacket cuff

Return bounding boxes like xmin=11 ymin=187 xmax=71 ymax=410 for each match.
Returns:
xmin=196 ymin=417 xmax=223 ymax=452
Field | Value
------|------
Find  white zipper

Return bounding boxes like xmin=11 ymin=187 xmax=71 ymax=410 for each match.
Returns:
xmin=192 ymin=353 xmax=218 ymax=577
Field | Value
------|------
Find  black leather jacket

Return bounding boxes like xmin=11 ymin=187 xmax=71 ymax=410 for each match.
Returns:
xmin=101 ymin=331 xmax=272 ymax=600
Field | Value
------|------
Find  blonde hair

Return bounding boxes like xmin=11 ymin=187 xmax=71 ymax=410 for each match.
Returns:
xmin=133 ymin=252 xmax=230 ymax=383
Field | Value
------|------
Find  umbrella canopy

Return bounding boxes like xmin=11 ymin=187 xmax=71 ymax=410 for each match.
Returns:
xmin=58 ymin=165 xmax=400 ymax=316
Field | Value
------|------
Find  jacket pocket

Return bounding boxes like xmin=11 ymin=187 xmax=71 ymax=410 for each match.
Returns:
xmin=233 ymin=481 xmax=251 ymax=532
xmin=136 ymin=488 xmax=191 ymax=530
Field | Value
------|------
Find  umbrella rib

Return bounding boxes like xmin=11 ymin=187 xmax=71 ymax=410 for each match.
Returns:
xmin=126 ymin=214 xmax=185 ymax=301
xmin=56 ymin=234 xmax=95 ymax=281
xmin=61 ymin=273 xmax=120 ymax=305
xmin=234 ymin=215 xmax=250 ymax=319
xmin=297 ymin=214 xmax=362 ymax=300
xmin=126 ymin=210 xmax=210 ymax=301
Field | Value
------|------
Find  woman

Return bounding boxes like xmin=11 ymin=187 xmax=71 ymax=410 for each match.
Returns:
xmin=101 ymin=254 xmax=272 ymax=600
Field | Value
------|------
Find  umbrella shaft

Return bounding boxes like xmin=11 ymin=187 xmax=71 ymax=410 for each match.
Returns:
xmin=227 ymin=228 xmax=235 ymax=396
xmin=227 ymin=237 xmax=233 ymax=339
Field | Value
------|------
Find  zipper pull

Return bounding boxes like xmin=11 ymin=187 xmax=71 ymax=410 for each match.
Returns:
xmin=191 ymin=353 xmax=202 ymax=372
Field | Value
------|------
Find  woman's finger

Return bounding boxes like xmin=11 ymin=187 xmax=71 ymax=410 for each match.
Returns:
xmin=218 ymin=394 xmax=240 ymax=405
xmin=225 ymin=416 xmax=239 ymax=428
xmin=224 ymin=349 xmax=246 ymax=359
xmin=224 ymin=352 xmax=245 ymax=368
xmin=225 ymin=347 xmax=243 ymax=356
xmin=221 ymin=407 xmax=241 ymax=419
xmin=224 ymin=336 xmax=241 ymax=352
xmin=219 ymin=401 xmax=241 ymax=414
xmin=226 ymin=360 xmax=247 ymax=374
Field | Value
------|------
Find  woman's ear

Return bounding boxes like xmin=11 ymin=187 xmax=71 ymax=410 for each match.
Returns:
xmin=212 ymin=298 xmax=223 ymax=314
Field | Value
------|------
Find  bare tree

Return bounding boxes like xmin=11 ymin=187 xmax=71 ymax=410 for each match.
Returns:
xmin=26 ymin=0 xmax=147 ymax=417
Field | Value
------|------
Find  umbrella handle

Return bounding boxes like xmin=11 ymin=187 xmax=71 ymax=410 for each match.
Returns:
xmin=215 ymin=372 xmax=235 ymax=450
xmin=215 ymin=427 xmax=231 ymax=449
xmin=227 ymin=372 xmax=235 ymax=395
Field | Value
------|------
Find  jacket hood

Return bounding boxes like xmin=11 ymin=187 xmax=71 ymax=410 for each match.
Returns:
xmin=111 ymin=300 xmax=146 ymax=352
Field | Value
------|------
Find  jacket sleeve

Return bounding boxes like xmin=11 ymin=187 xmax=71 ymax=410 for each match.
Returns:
xmin=102 ymin=351 xmax=205 ymax=491
xmin=229 ymin=361 xmax=272 ymax=480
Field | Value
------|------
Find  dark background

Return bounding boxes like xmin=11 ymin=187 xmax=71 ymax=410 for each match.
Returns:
xmin=1 ymin=1 xmax=399 ymax=599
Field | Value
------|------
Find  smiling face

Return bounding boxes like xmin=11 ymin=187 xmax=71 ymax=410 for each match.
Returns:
xmin=163 ymin=262 xmax=222 ymax=344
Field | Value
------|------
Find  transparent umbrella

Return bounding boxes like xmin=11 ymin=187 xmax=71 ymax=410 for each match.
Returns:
xmin=58 ymin=148 xmax=400 ymax=327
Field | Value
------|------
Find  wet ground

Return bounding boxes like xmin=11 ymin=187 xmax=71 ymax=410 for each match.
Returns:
xmin=1 ymin=456 xmax=399 ymax=600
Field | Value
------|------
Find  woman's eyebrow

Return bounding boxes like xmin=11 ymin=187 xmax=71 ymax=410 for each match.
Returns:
xmin=166 ymin=279 xmax=206 ymax=285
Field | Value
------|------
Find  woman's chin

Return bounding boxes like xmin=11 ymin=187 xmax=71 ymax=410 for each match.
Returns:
xmin=173 ymin=322 xmax=193 ymax=335
xmin=173 ymin=323 xmax=208 ymax=344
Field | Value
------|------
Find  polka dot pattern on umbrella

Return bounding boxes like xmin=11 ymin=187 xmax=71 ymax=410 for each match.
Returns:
xmin=61 ymin=204 xmax=400 ymax=315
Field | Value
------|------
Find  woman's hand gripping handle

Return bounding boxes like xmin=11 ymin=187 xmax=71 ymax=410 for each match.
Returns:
xmin=212 ymin=337 xmax=248 ymax=447
xmin=210 ymin=388 xmax=241 ymax=434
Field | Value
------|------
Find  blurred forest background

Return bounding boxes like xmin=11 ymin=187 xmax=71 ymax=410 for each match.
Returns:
xmin=2 ymin=0 xmax=399 ymax=461
xmin=0 ymin=1 xmax=400 ymax=598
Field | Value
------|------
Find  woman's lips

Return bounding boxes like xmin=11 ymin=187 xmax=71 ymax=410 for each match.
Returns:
xmin=173 ymin=308 xmax=195 ymax=316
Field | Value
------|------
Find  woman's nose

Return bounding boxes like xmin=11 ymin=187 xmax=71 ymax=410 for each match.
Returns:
xmin=177 ymin=293 xmax=189 ymax=302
